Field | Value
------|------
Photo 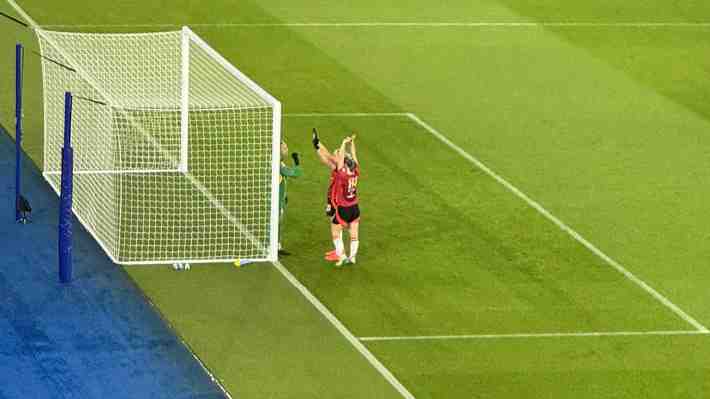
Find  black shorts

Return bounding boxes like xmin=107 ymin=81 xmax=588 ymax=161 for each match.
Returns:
xmin=325 ymin=199 xmax=336 ymax=217
xmin=332 ymin=204 xmax=360 ymax=225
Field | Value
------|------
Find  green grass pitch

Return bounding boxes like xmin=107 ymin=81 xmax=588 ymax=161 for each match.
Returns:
xmin=2 ymin=1 xmax=710 ymax=398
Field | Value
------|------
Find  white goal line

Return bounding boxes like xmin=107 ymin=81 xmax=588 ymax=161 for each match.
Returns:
xmin=359 ymin=330 xmax=710 ymax=342
xmin=287 ymin=112 xmax=709 ymax=333
xmin=40 ymin=22 xmax=710 ymax=29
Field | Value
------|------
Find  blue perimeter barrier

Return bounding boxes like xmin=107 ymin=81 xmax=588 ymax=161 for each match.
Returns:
xmin=0 ymin=128 xmax=226 ymax=398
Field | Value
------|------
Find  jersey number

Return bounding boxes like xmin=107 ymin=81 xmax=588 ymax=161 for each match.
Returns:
xmin=346 ymin=177 xmax=358 ymax=199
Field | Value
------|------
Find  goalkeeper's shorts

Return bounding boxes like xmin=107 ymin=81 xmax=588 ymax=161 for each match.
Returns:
xmin=332 ymin=204 xmax=360 ymax=226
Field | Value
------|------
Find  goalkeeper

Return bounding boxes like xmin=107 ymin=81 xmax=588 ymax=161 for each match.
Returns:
xmin=279 ymin=141 xmax=303 ymax=255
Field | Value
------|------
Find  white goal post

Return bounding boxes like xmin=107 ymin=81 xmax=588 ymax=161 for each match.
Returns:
xmin=36 ymin=26 xmax=281 ymax=265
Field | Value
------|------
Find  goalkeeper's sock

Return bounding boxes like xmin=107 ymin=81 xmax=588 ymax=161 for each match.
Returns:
xmin=333 ymin=237 xmax=345 ymax=257
xmin=350 ymin=239 xmax=359 ymax=258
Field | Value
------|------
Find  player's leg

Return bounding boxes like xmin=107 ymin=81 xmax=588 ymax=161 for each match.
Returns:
xmin=278 ymin=201 xmax=291 ymax=256
xmin=325 ymin=200 xmax=338 ymax=258
xmin=346 ymin=205 xmax=360 ymax=264
xmin=334 ymin=205 xmax=359 ymax=266
xmin=330 ymin=222 xmax=347 ymax=265
xmin=278 ymin=205 xmax=283 ymax=251
xmin=348 ymin=220 xmax=359 ymax=264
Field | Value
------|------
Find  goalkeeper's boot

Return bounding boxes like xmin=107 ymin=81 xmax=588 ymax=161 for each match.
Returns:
xmin=347 ymin=256 xmax=356 ymax=265
xmin=325 ymin=251 xmax=340 ymax=261
xmin=325 ymin=249 xmax=336 ymax=257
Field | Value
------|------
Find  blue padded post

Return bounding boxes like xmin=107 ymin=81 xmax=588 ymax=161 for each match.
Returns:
xmin=59 ymin=92 xmax=73 ymax=284
xmin=15 ymin=43 xmax=23 ymax=222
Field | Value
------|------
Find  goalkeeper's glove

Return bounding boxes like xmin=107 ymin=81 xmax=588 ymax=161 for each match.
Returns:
xmin=312 ymin=128 xmax=320 ymax=150
xmin=291 ymin=152 xmax=300 ymax=166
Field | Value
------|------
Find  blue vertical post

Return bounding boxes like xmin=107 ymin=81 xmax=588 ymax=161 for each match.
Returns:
xmin=15 ymin=43 xmax=23 ymax=222
xmin=59 ymin=92 xmax=74 ymax=284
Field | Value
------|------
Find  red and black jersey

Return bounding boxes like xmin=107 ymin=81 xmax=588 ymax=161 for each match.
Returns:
xmin=331 ymin=166 xmax=359 ymax=208
xmin=326 ymin=169 xmax=337 ymax=204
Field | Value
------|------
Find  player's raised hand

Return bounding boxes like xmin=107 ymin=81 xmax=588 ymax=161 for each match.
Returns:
xmin=312 ymin=128 xmax=320 ymax=150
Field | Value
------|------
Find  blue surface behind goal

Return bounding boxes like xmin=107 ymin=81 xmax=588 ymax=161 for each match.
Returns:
xmin=0 ymin=128 xmax=226 ymax=398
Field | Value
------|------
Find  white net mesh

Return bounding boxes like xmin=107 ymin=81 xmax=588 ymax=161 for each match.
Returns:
xmin=38 ymin=27 xmax=280 ymax=264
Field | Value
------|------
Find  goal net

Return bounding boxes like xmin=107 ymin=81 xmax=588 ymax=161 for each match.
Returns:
xmin=36 ymin=27 xmax=281 ymax=265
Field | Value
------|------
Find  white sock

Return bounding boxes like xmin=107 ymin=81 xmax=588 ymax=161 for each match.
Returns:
xmin=334 ymin=238 xmax=345 ymax=257
xmin=350 ymin=240 xmax=359 ymax=258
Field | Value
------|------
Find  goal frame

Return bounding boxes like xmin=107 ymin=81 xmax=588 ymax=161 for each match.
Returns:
xmin=36 ymin=26 xmax=282 ymax=265
xmin=180 ymin=26 xmax=282 ymax=264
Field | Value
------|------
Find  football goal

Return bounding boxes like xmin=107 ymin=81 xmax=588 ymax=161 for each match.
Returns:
xmin=36 ymin=27 xmax=281 ymax=265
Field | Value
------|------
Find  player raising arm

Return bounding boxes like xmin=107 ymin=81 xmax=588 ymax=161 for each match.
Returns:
xmin=312 ymin=128 xmax=337 ymax=168
xmin=313 ymin=129 xmax=341 ymax=260
xmin=349 ymin=131 xmax=358 ymax=165
xmin=330 ymin=136 xmax=360 ymax=266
